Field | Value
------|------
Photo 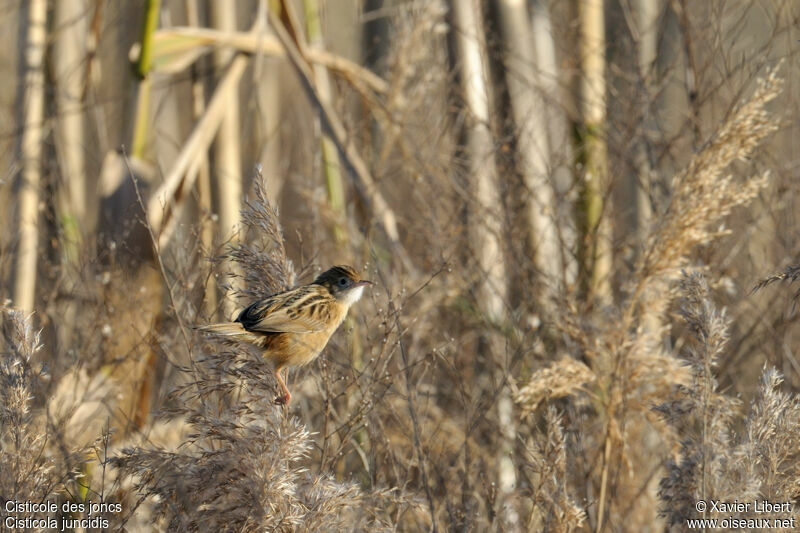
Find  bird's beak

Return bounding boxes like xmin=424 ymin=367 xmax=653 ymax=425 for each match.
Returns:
xmin=355 ymin=279 xmax=373 ymax=287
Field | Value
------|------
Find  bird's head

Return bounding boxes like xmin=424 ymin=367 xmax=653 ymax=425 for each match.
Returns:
xmin=313 ymin=265 xmax=373 ymax=305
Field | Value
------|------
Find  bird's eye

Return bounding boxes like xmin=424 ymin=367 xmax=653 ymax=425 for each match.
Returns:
xmin=338 ymin=277 xmax=348 ymax=286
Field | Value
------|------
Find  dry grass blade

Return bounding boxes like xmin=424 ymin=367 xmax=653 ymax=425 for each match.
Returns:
xmin=752 ymin=264 xmax=800 ymax=292
xmin=752 ymin=264 xmax=800 ymax=309
xmin=143 ymin=27 xmax=390 ymax=96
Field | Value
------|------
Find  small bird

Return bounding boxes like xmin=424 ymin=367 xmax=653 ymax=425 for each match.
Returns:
xmin=198 ymin=265 xmax=372 ymax=405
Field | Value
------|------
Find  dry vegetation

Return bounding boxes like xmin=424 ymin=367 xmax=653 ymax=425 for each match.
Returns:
xmin=1 ymin=1 xmax=800 ymax=532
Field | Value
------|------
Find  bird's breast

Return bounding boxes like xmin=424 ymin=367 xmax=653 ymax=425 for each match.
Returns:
xmin=268 ymin=300 xmax=349 ymax=368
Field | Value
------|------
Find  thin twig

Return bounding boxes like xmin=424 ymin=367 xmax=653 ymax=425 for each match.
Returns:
xmin=374 ymin=261 xmax=438 ymax=533
xmin=123 ymin=149 xmax=196 ymax=373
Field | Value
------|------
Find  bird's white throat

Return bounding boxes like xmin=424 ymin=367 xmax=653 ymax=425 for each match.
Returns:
xmin=342 ymin=285 xmax=365 ymax=306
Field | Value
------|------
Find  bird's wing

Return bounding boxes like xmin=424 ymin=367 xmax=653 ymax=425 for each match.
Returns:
xmin=236 ymin=285 xmax=331 ymax=333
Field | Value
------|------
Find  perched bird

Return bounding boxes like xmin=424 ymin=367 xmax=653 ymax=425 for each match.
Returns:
xmin=198 ymin=265 xmax=372 ymax=405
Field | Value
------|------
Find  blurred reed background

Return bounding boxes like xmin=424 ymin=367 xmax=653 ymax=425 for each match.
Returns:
xmin=1 ymin=1 xmax=799 ymax=531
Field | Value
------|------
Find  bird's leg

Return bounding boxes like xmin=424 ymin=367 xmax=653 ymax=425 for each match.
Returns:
xmin=274 ymin=368 xmax=291 ymax=405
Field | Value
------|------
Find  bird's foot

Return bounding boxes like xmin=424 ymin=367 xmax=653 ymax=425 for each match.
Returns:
xmin=274 ymin=393 xmax=290 ymax=405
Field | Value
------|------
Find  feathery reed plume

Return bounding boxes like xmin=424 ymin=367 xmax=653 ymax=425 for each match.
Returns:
xmin=1 ymin=307 xmax=49 ymax=504
xmin=744 ymin=367 xmax=800 ymax=506
xmin=543 ymin=66 xmax=783 ymax=531
xmin=626 ymin=67 xmax=783 ymax=400
xmin=597 ymin=65 xmax=782 ymax=410
xmin=226 ymin=167 xmax=296 ymax=301
xmin=635 ymin=66 xmax=782 ymax=294
xmin=657 ymin=272 xmax=743 ymax=527
xmin=521 ymin=407 xmax=586 ymax=531
xmin=657 ymin=272 xmax=800 ymax=528
xmin=0 ymin=307 xmax=85 ymax=511
xmin=514 ymin=357 xmax=595 ymax=415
